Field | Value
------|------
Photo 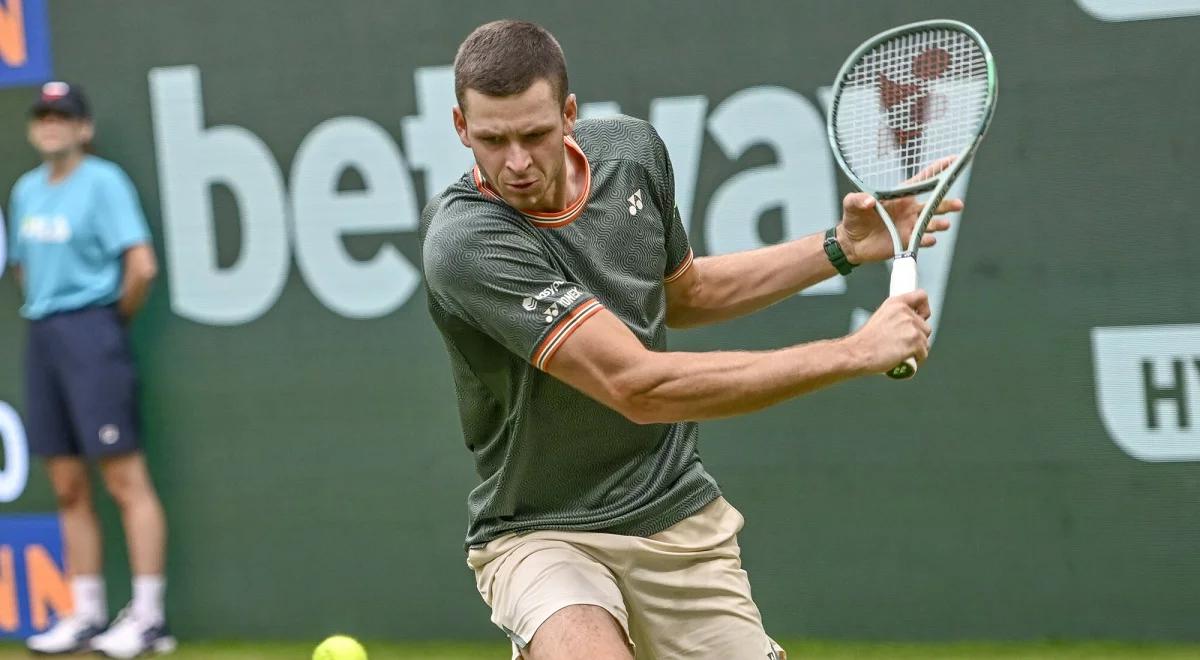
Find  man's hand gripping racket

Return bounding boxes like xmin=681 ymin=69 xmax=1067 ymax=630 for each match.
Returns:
xmin=827 ymin=20 xmax=997 ymax=379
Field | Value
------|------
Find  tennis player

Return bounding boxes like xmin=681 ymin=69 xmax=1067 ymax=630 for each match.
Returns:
xmin=421 ymin=21 xmax=962 ymax=660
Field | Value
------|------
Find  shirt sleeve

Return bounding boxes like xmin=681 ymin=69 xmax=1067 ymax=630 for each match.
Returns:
xmin=96 ymin=166 xmax=151 ymax=258
xmin=424 ymin=216 xmax=604 ymax=371
xmin=645 ymin=124 xmax=693 ymax=281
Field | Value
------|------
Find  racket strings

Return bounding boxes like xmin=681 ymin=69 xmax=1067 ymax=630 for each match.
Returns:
xmin=833 ymin=29 xmax=989 ymax=191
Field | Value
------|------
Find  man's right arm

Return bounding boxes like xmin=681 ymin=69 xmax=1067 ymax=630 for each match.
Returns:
xmin=5 ymin=195 xmax=22 ymax=292
xmin=546 ymin=290 xmax=933 ymax=425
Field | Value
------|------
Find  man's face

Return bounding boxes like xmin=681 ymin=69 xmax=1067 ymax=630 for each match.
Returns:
xmin=454 ymin=79 xmax=577 ymax=212
xmin=28 ymin=112 xmax=92 ymax=160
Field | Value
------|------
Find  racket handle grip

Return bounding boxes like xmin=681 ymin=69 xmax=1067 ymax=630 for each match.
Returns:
xmin=888 ymin=254 xmax=918 ymax=296
xmin=886 ymin=255 xmax=919 ymax=380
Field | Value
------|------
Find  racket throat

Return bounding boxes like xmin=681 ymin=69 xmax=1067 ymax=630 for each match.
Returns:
xmin=889 ymin=254 xmax=918 ymax=296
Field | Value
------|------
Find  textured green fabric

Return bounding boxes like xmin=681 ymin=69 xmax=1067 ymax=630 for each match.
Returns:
xmin=421 ymin=116 xmax=720 ymax=547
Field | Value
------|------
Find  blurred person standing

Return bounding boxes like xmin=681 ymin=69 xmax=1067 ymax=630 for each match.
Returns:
xmin=6 ymin=81 xmax=175 ymax=658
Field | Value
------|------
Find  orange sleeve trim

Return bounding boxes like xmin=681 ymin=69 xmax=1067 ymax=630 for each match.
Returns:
xmin=664 ymin=249 xmax=695 ymax=283
xmin=532 ymin=299 xmax=604 ymax=371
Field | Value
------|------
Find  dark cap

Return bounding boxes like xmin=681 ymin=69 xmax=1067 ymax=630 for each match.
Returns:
xmin=29 ymin=81 xmax=91 ymax=119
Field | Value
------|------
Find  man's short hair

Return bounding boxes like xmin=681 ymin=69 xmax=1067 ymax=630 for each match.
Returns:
xmin=454 ymin=20 xmax=569 ymax=110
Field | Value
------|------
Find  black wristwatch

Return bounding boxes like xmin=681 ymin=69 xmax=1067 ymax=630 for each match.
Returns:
xmin=823 ymin=226 xmax=856 ymax=276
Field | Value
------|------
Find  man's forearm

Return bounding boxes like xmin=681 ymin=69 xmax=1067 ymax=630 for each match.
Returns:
xmin=118 ymin=273 xmax=153 ymax=320
xmin=670 ymin=232 xmax=839 ymax=328
xmin=618 ymin=337 xmax=867 ymax=424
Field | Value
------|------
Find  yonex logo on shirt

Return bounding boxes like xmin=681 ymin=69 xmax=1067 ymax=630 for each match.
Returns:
xmin=19 ymin=215 xmax=71 ymax=243
xmin=543 ymin=287 xmax=583 ymax=323
xmin=627 ymin=189 xmax=644 ymax=215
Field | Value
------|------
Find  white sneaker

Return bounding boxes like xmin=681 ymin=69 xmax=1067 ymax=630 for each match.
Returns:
xmin=25 ymin=614 xmax=105 ymax=655
xmin=90 ymin=607 xmax=177 ymax=658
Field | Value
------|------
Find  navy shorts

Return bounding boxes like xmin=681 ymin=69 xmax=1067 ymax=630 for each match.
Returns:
xmin=24 ymin=305 xmax=142 ymax=458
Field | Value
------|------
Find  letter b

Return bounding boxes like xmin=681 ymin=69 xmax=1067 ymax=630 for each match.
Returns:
xmin=150 ymin=66 xmax=289 ymax=325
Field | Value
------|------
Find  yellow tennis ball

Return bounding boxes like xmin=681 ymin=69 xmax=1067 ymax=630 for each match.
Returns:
xmin=313 ymin=635 xmax=367 ymax=660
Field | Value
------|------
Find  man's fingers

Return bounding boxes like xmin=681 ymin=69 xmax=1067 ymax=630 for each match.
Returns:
xmin=896 ymin=288 xmax=929 ymax=309
xmin=917 ymin=299 xmax=932 ymax=320
xmin=937 ymin=198 xmax=964 ymax=214
xmin=903 ymin=155 xmax=957 ymax=185
xmin=924 ymin=155 xmax=956 ymax=177
xmin=914 ymin=339 xmax=930 ymax=362
xmin=844 ymin=192 xmax=876 ymax=212
xmin=920 ymin=235 xmax=938 ymax=248
xmin=896 ymin=289 xmax=932 ymax=320
xmin=926 ymin=217 xmax=952 ymax=233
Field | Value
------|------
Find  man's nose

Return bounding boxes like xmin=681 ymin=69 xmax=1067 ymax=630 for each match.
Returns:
xmin=505 ymin=145 xmax=532 ymax=173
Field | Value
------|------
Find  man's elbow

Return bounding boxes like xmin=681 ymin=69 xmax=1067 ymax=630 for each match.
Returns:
xmin=130 ymin=252 xmax=159 ymax=283
xmin=138 ymin=261 xmax=159 ymax=283
xmin=607 ymin=367 xmax=676 ymax=426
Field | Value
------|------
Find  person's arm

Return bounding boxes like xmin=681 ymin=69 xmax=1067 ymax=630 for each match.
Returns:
xmin=548 ymin=289 xmax=932 ymax=424
xmin=666 ymin=159 xmax=963 ymax=330
xmin=117 ymin=243 xmax=157 ymax=321
xmin=6 ymin=194 xmax=25 ymax=293
xmin=95 ymin=165 xmax=154 ymax=321
xmin=665 ymin=231 xmax=835 ymax=329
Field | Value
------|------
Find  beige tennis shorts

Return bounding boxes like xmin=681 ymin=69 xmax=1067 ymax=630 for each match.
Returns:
xmin=467 ymin=497 xmax=786 ymax=659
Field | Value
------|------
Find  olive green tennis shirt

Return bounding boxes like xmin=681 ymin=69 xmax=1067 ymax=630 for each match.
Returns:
xmin=420 ymin=116 xmax=721 ymax=547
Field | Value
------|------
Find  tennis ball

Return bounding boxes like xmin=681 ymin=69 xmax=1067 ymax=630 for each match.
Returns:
xmin=313 ymin=635 xmax=367 ymax=660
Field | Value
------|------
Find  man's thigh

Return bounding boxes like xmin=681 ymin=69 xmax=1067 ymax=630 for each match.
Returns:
xmin=469 ymin=537 xmax=633 ymax=659
xmin=524 ymin=604 xmax=632 ymax=660
xmin=622 ymin=498 xmax=785 ymax=660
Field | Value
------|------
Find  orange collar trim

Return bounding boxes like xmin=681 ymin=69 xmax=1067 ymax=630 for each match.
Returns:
xmin=472 ymin=136 xmax=591 ymax=229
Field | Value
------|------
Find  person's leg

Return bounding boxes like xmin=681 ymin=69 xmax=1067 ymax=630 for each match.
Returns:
xmin=45 ymin=456 xmax=109 ymax=624
xmin=621 ymin=498 xmax=786 ymax=660
xmin=90 ymin=451 xmax=176 ymax=658
xmin=46 ymin=457 xmax=103 ymax=573
xmin=468 ymin=536 xmax=633 ymax=660
xmin=98 ymin=452 xmax=167 ymax=617
xmin=53 ymin=307 xmax=175 ymax=657
xmin=524 ymin=605 xmax=632 ymax=660
xmin=24 ymin=319 xmax=110 ymax=652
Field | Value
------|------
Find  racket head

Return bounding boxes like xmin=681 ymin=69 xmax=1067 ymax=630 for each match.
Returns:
xmin=827 ymin=20 xmax=998 ymax=201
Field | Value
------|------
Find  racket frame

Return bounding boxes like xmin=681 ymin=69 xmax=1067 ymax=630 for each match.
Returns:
xmin=825 ymin=19 xmax=998 ymax=378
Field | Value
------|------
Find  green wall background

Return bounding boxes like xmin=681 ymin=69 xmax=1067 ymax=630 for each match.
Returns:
xmin=1 ymin=0 xmax=1197 ymax=641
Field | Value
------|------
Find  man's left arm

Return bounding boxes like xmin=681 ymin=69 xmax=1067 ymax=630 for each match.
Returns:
xmin=666 ymin=192 xmax=963 ymax=329
xmin=118 ymin=243 xmax=158 ymax=321
xmin=98 ymin=167 xmax=157 ymax=321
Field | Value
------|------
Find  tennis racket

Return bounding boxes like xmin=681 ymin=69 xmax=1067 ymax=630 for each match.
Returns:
xmin=827 ymin=19 xmax=997 ymax=379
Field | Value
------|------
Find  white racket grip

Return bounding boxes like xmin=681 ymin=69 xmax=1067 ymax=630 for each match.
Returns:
xmin=887 ymin=255 xmax=919 ymax=380
xmin=889 ymin=255 xmax=918 ymax=296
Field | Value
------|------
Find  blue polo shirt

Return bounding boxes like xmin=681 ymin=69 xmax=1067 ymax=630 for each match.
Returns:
xmin=7 ymin=156 xmax=150 ymax=320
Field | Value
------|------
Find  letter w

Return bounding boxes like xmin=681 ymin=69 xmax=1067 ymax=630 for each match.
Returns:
xmin=0 ymin=0 xmax=26 ymax=67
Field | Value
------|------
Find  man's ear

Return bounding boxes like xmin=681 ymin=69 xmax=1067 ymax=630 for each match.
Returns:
xmin=80 ymin=120 xmax=96 ymax=145
xmin=562 ymin=93 xmax=577 ymax=136
xmin=453 ymin=106 xmax=471 ymax=148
